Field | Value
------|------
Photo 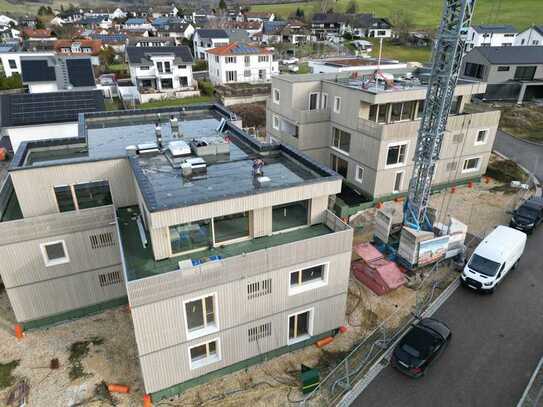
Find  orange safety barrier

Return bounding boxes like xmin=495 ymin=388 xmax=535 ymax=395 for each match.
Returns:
xmin=0 ymin=148 xmax=7 ymax=161
xmin=484 ymin=176 xmax=491 ymax=184
xmin=14 ymin=324 xmax=23 ymax=339
xmin=468 ymin=181 xmax=474 ymax=188
xmin=315 ymin=336 xmax=334 ymax=348
xmin=143 ymin=394 xmax=152 ymax=407
xmin=451 ymin=186 xmax=456 ymax=193
xmin=108 ymin=384 xmax=130 ymax=394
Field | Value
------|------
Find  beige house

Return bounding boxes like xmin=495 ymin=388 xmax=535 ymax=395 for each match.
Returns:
xmin=0 ymin=104 xmax=352 ymax=401
xmin=266 ymin=71 xmax=501 ymax=200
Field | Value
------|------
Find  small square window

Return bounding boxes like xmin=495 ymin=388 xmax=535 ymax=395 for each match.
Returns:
xmin=462 ymin=157 xmax=481 ymax=173
xmin=41 ymin=241 xmax=69 ymax=267
xmin=184 ymin=294 xmax=218 ymax=339
xmin=273 ymin=115 xmax=280 ymax=130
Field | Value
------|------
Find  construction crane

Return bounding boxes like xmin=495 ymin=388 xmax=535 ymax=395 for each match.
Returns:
xmin=403 ymin=0 xmax=477 ymax=231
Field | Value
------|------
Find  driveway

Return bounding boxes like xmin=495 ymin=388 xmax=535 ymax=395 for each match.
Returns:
xmin=493 ymin=130 xmax=543 ymax=182
xmin=353 ymin=224 xmax=543 ymax=407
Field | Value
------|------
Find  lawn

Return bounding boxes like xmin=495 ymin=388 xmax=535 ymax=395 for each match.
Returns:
xmin=366 ymin=39 xmax=432 ymax=63
xmin=138 ymin=95 xmax=214 ymax=110
xmin=253 ymin=0 xmax=541 ymax=30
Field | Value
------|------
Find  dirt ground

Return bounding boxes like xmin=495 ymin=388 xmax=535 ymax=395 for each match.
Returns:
xmin=0 ymin=178 xmax=525 ymax=407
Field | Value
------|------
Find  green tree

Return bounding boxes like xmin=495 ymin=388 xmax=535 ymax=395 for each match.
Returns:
xmin=218 ymin=0 xmax=227 ymax=10
xmin=0 ymin=73 xmax=22 ymax=90
xmin=346 ymin=0 xmax=357 ymax=14
xmin=35 ymin=20 xmax=46 ymax=29
xmin=99 ymin=46 xmax=116 ymax=66
xmin=295 ymin=7 xmax=305 ymax=19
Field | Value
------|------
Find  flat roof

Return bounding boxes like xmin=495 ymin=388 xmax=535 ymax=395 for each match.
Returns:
xmin=11 ymin=104 xmax=339 ymax=212
xmin=118 ymin=206 xmax=334 ymax=281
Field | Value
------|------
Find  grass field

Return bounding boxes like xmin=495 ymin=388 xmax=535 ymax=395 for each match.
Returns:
xmin=366 ymin=38 xmax=432 ymax=63
xmin=253 ymin=0 xmax=541 ymax=30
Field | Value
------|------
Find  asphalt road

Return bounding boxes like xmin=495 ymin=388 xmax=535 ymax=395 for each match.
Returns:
xmin=354 ymin=225 xmax=543 ymax=407
xmin=493 ymin=130 xmax=543 ymax=182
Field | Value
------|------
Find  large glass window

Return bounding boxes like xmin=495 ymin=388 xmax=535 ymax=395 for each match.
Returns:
xmin=185 ymin=295 xmax=216 ymax=332
xmin=290 ymin=264 xmax=326 ymax=288
xmin=390 ymin=102 xmax=403 ymax=122
xmin=74 ymin=181 xmax=112 ymax=210
xmin=378 ymin=103 xmax=389 ymax=123
xmin=213 ymin=212 xmax=249 ymax=243
xmin=54 ymin=185 xmax=76 ymax=212
xmin=309 ymin=92 xmax=319 ymax=110
xmin=272 ymin=200 xmax=309 ymax=232
xmin=332 ymin=127 xmax=350 ymax=153
xmin=170 ymin=219 xmax=212 ymax=254
xmin=464 ymin=62 xmax=485 ymax=79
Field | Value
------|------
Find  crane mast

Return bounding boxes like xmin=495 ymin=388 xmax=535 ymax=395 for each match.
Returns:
xmin=404 ymin=0 xmax=477 ymax=230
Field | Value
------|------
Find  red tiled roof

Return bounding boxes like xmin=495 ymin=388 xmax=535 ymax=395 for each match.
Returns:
xmin=23 ymin=28 xmax=53 ymax=38
xmin=207 ymin=42 xmax=271 ymax=56
xmin=54 ymin=39 xmax=102 ymax=56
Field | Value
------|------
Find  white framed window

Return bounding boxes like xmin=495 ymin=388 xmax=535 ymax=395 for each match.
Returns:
xmin=184 ymin=293 xmax=218 ymax=340
xmin=334 ymin=96 xmax=341 ymax=113
xmin=332 ymin=127 xmax=351 ymax=154
xmin=273 ymin=88 xmax=280 ymax=104
xmin=393 ymin=171 xmax=404 ymax=193
xmin=244 ymin=69 xmax=251 ymax=77
xmin=475 ymin=129 xmax=488 ymax=145
xmin=385 ymin=142 xmax=408 ymax=168
xmin=272 ymin=115 xmax=280 ymax=130
xmin=258 ymin=55 xmax=269 ymax=62
xmin=214 ymin=55 xmax=219 ymax=63
xmin=288 ymin=308 xmax=313 ymax=344
xmin=462 ymin=157 xmax=481 ymax=173
xmin=289 ymin=263 xmax=328 ymax=295
xmin=355 ymin=166 xmax=364 ymax=183
xmin=321 ymin=93 xmax=328 ymax=109
xmin=40 ymin=240 xmax=70 ymax=267
xmin=225 ymin=56 xmax=236 ymax=63
xmin=308 ymin=92 xmax=319 ymax=110
xmin=188 ymin=338 xmax=221 ymax=370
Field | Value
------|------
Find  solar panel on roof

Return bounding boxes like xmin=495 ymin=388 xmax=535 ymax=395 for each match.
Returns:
xmin=21 ymin=60 xmax=56 ymax=83
xmin=1 ymin=91 xmax=105 ymax=127
xmin=66 ymin=59 xmax=95 ymax=87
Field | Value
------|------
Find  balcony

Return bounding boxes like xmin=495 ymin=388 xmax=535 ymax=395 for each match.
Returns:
xmin=118 ymin=207 xmax=353 ymax=306
xmin=357 ymin=109 xmax=501 ymax=140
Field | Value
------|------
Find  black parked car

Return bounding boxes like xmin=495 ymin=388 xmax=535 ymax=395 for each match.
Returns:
xmin=510 ymin=197 xmax=543 ymax=234
xmin=391 ymin=318 xmax=451 ymax=378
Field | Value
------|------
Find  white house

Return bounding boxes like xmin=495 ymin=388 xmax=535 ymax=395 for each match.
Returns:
xmin=193 ymin=28 xmax=230 ymax=60
xmin=208 ymin=42 xmax=278 ymax=85
xmin=243 ymin=12 xmax=275 ymax=23
xmin=109 ymin=7 xmax=127 ymax=20
xmin=515 ymin=26 xmax=543 ymax=46
xmin=124 ymin=18 xmax=154 ymax=31
xmin=0 ymin=51 xmax=54 ymax=77
xmin=126 ymin=45 xmax=195 ymax=94
xmin=466 ymin=24 xmax=517 ymax=51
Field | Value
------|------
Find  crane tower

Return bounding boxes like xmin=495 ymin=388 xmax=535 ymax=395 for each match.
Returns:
xmin=403 ymin=0 xmax=477 ymax=230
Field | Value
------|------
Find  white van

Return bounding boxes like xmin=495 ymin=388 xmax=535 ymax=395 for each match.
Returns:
xmin=461 ymin=225 xmax=527 ymax=292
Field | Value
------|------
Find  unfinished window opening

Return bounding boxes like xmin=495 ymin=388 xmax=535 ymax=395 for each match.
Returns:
xmin=331 ymin=154 xmax=348 ymax=178
xmin=475 ymin=129 xmax=488 ymax=145
xmin=309 ymin=92 xmax=319 ymax=110
xmin=446 ymin=161 xmax=458 ymax=172
xmin=98 ymin=270 xmax=122 ymax=287
xmin=74 ymin=181 xmax=112 ymax=210
xmin=90 ymin=232 xmax=115 ymax=249
xmin=247 ymin=278 xmax=272 ymax=300
xmin=248 ymin=322 xmax=272 ymax=342
xmin=393 ymin=171 xmax=404 ymax=193
xmin=452 ymin=133 xmax=464 ymax=144
xmin=288 ymin=309 xmax=312 ymax=344
xmin=54 ymin=185 xmax=76 ymax=212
